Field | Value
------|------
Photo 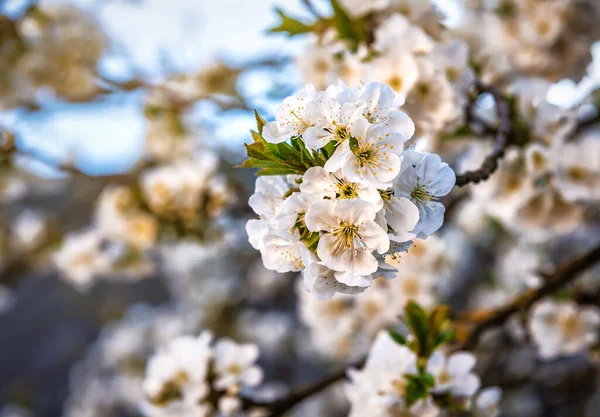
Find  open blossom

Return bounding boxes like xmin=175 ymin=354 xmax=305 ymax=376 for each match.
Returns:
xmin=345 ymin=331 xmax=422 ymax=417
xmin=142 ymin=332 xmax=263 ymax=417
xmin=245 ymin=82 xmax=454 ymax=297
xmin=346 ymin=331 xmax=490 ymax=416
xmin=300 ymin=166 xmax=382 ymax=207
xmin=529 ymin=299 xmax=600 ymax=360
xmin=426 ymin=351 xmax=480 ymax=398
xmin=325 ymin=115 xmax=413 ymax=189
xmin=305 ymin=199 xmax=389 ymax=286
xmin=395 ymin=150 xmax=456 ymax=239
xmin=475 ymin=387 xmax=502 ymax=417
xmin=52 ymin=229 xmax=112 ymax=290
xmin=263 ymin=84 xmax=316 ymax=144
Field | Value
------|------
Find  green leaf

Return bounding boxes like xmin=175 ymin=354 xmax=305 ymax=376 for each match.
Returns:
xmin=330 ymin=0 xmax=365 ymax=51
xmin=388 ymin=329 xmax=407 ymax=346
xmin=405 ymin=377 xmax=427 ymax=407
xmin=429 ymin=306 xmax=450 ymax=333
xmin=254 ymin=109 xmax=267 ymax=135
xmin=256 ymin=167 xmax=303 ymax=176
xmin=269 ymin=9 xmax=315 ymax=36
xmin=422 ymin=372 xmax=436 ymax=389
xmin=434 ymin=330 xmax=456 ymax=349
xmin=404 ymin=301 xmax=430 ymax=357
xmin=349 ymin=136 xmax=360 ymax=154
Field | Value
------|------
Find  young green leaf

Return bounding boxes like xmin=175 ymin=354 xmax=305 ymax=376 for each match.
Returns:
xmin=269 ymin=9 xmax=315 ymax=36
xmin=404 ymin=301 xmax=431 ymax=357
xmin=254 ymin=109 xmax=267 ymax=135
xmin=330 ymin=0 xmax=365 ymax=51
xmin=388 ymin=329 xmax=407 ymax=345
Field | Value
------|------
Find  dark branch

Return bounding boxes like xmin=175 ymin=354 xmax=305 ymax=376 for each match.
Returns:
xmin=243 ymin=357 xmax=365 ymax=417
xmin=456 ymin=243 xmax=600 ymax=351
xmin=454 ymin=82 xmax=513 ymax=187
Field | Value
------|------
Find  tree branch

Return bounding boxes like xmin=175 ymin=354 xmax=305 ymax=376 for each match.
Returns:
xmin=455 ymin=82 xmax=512 ymax=187
xmin=456 ymin=243 xmax=600 ymax=351
xmin=243 ymin=358 xmax=365 ymax=416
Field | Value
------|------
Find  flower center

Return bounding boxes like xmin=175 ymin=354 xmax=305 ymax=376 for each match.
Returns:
xmin=289 ymin=109 xmax=311 ymax=133
xmin=560 ymin=315 xmax=581 ymax=338
xmin=438 ymin=369 xmax=452 ymax=385
xmin=388 ymin=75 xmax=404 ymax=92
xmin=331 ymin=220 xmax=363 ymax=255
xmin=337 ymin=180 xmax=359 ymax=199
xmin=410 ymin=183 xmax=435 ymax=207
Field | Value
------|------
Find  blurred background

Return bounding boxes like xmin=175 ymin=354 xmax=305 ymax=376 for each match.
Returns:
xmin=1 ymin=0 xmax=600 ymax=416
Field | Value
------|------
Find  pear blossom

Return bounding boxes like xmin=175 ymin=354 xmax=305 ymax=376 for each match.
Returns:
xmin=529 ymin=299 xmax=600 ymax=360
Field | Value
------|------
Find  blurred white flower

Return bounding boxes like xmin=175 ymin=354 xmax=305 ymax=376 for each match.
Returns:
xmin=529 ymin=299 xmax=600 ymax=360
xmin=427 ymin=351 xmax=480 ymax=397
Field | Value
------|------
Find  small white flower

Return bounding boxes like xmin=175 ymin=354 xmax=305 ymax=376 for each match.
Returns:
xmin=325 ymin=116 xmax=413 ymax=189
xmin=364 ymin=50 xmax=420 ymax=97
xmin=300 ymin=166 xmax=382 ymax=207
xmin=248 ymin=176 xmax=295 ymax=222
xmin=394 ymin=150 xmax=456 ymax=239
xmin=143 ymin=333 xmax=213 ymax=408
xmin=305 ymin=199 xmax=389 ymax=284
xmin=263 ymin=84 xmax=317 ymax=143
xmin=53 ymin=229 xmax=112 ymax=290
xmin=303 ymin=97 xmax=367 ymax=150
xmin=261 ymin=229 xmax=304 ymax=273
xmin=553 ymin=134 xmax=600 ymax=202
xmin=11 ymin=210 xmax=46 ymax=252
xmin=213 ymin=339 xmax=263 ymax=391
xmin=426 ymin=351 xmax=481 ymax=398
xmin=529 ymin=299 xmax=600 ymax=360
xmin=346 ymin=331 xmax=419 ymax=417
xmin=376 ymin=192 xmax=420 ymax=243
xmin=475 ymin=387 xmax=502 ymax=417
xmin=301 ymin=246 xmax=367 ymax=299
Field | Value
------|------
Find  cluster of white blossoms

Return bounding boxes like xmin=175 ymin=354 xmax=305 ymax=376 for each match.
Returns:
xmin=64 ymin=305 xmax=200 ymax=417
xmin=53 ymin=146 xmax=229 ymax=289
xmin=1 ymin=5 xmax=107 ymax=108
xmin=298 ymin=236 xmax=453 ymax=359
xmin=457 ymin=0 xmax=600 ymax=83
xmin=142 ymin=332 xmax=264 ymax=417
xmin=246 ymin=82 xmax=456 ymax=298
xmin=459 ymin=78 xmax=600 ymax=240
xmin=529 ymin=299 xmax=600 ymax=360
xmin=345 ymin=331 xmax=502 ymax=417
xmin=298 ymin=10 xmax=474 ymax=144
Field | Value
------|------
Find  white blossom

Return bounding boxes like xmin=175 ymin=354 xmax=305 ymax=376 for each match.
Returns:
xmin=529 ymin=299 xmax=600 ymax=360
xmin=395 ymin=150 xmax=456 ymax=239
xmin=426 ymin=351 xmax=481 ymax=398
xmin=305 ymin=199 xmax=389 ymax=285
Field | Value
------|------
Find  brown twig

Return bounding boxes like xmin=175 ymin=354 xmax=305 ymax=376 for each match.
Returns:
xmin=243 ymin=357 xmax=365 ymax=417
xmin=455 ymin=82 xmax=512 ymax=187
xmin=456 ymin=243 xmax=600 ymax=351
